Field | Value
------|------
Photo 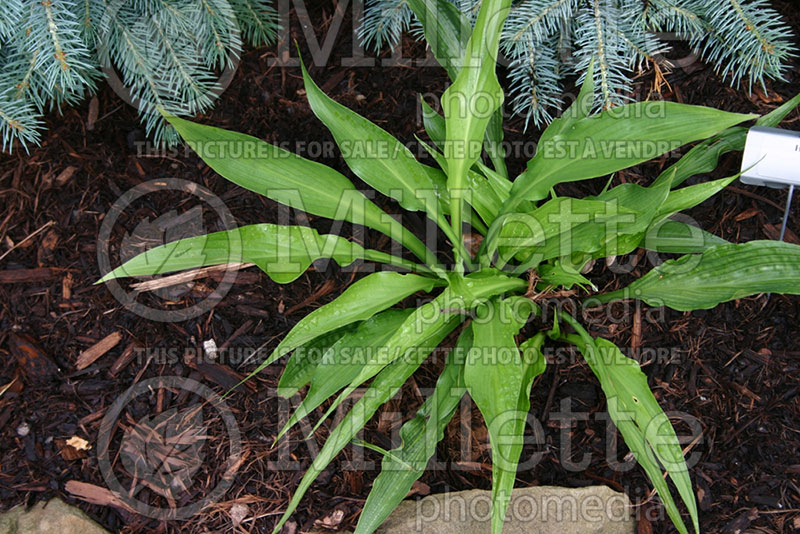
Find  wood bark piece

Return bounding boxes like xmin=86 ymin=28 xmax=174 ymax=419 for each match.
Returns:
xmin=0 ymin=267 xmax=61 ymax=283
xmin=186 ymin=356 xmax=256 ymax=393
xmin=65 ymin=481 xmax=136 ymax=514
xmin=8 ymin=333 xmax=60 ymax=384
xmin=109 ymin=341 xmax=142 ymax=376
xmin=129 ymin=262 xmax=254 ymax=292
xmin=75 ymin=331 xmax=123 ymax=370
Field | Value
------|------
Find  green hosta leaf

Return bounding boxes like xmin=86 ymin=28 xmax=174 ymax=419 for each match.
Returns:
xmin=653 ymin=128 xmax=747 ymax=189
xmin=589 ymin=178 xmax=672 ymax=255
xmin=507 ymin=104 xmax=755 ymax=206
xmin=758 ymin=93 xmax=800 ymax=127
xmin=516 ymin=333 xmax=547 ymax=442
xmin=488 ymin=198 xmax=644 ymax=269
xmin=655 ymin=175 xmax=738 ymax=220
xmin=534 ymin=175 xmax=688 ymax=270
xmin=655 ymin=93 xmax=799 ymax=189
xmin=300 ymin=61 xmax=449 ymax=221
xmin=652 ymin=93 xmax=799 ymax=189
xmin=423 ymin=97 xmax=510 ymax=188
xmin=503 ymin=176 xmax=672 ymax=272
xmin=270 ymin=331 xmax=454 ymax=534
xmin=484 ymin=106 xmax=508 ymax=178
xmin=252 ymin=271 xmax=439 ymax=376
xmin=300 ymin=61 xmax=464 ymax=267
xmin=276 ymin=308 xmax=414 ymax=440
xmin=593 ymin=177 xmax=671 ymax=215
xmin=641 ymin=218 xmax=728 ymax=254
xmin=407 ymin=0 xmax=469 ymax=80
xmin=164 ymin=115 xmax=430 ymax=263
xmin=537 ymin=262 xmax=596 ymax=291
xmin=483 ymin=171 xmax=672 ymax=269
xmin=540 ymin=59 xmax=596 ymax=143
xmin=315 ymin=270 xmax=527 ymax=426
xmin=466 ymin=297 xmax=540 ymax=534
xmin=441 ymin=0 xmax=512 ymax=260
xmin=421 ymin=97 xmax=446 ymax=149
xmin=595 ymin=241 xmax=800 ymax=311
xmin=97 ymin=224 xmax=422 ymax=284
xmin=354 ymin=326 xmax=471 ymax=534
xmin=411 ymin=0 xmax=507 ymax=178
xmin=559 ymin=322 xmax=697 ymax=534
xmin=277 ymin=327 xmax=354 ymax=398
xmin=463 ymin=170 xmax=504 ymax=229
xmin=417 ymin=136 xmax=502 ymax=227
xmin=476 ymin=161 xmax=513 ymax=202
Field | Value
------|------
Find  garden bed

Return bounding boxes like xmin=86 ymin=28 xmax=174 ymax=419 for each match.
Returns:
xmin=0 ymin=2 xmax=799 ymax=533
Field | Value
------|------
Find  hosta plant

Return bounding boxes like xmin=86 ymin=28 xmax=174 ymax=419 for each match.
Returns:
xmin=99 ymin=0 xmax=800 ymax=532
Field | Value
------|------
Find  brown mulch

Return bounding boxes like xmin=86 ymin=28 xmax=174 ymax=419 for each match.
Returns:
xmin=1 ymin=2 xmax=799 ymax=533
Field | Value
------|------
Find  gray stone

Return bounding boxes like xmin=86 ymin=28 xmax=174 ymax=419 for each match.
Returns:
xmin=0 ymin=498 xmax=110 ymax=534
xmin=315 ymin=486 xmax=634 ymax=534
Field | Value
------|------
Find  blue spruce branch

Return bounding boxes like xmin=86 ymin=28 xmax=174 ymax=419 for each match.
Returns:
xmin=0 ymin=0 xmax=280 ymax=153
xmin=359 ymin=0 xmax=797 ymax=128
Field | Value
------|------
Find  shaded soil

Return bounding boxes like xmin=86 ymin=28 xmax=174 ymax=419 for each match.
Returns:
xmin=1 ymin=2 xmax=799 ymax=533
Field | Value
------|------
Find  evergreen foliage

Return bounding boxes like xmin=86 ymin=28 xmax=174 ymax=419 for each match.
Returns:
xmin=360 ymin=0 xmax=796 ymax=129
xmin=0 ymin=0 xmax=279 ymax=152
